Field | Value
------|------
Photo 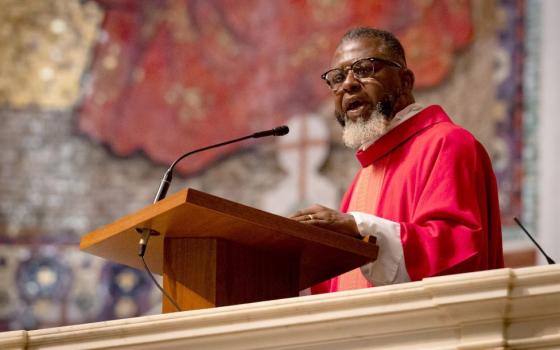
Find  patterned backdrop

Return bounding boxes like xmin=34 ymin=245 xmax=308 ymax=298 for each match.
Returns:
xmin=0 ymin=0 xmax=533 ymax=331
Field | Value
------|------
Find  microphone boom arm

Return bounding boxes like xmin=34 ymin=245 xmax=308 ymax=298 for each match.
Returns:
xmin=141 ymin=125 xmax=290 ymax=257
xmin=153 ymin=133 xmax=254 ymax=203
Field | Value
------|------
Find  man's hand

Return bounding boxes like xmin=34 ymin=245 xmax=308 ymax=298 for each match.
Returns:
xmin=290 ymin=204 xmax=361 ymax=238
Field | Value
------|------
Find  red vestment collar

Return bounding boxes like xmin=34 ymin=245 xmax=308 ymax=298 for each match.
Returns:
xmin=355 ymin=105 xmax=451 ymax=168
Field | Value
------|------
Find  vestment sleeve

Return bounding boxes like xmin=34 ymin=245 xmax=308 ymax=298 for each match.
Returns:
xmin=349 ymin=212 xmax=411 ymax=285
xmin=399 ymin=129 xmax=498 ymax=281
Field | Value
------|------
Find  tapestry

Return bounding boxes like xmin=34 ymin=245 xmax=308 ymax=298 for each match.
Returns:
xmin=79 ymin=0 xmax=473 ymax=175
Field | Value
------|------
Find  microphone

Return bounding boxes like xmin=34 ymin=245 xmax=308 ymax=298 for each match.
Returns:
xmin=138 ymin=125 xmax=290 ymax=257
xmin=513 ymin=217 xmax=556 ymax=264
xmin=252 ymin=125 xmax=289 ymax=138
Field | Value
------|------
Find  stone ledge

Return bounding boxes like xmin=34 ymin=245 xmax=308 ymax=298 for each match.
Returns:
xmin=1 ymin=264 xmax=558 ymax=350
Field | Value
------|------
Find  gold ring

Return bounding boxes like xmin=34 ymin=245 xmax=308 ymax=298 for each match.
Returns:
xmin=307 ymin=214 xmax=313 ymax=220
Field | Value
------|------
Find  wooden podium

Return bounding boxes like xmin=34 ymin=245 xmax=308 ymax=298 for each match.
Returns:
xmin=80 ymin=188 xmax=378 ymax=312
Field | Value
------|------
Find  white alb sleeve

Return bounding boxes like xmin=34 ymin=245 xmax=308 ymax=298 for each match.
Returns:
xmin=349 ymin=211 xmax=411 ymax=286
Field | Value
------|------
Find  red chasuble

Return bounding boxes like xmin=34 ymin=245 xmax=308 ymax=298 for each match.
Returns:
xmin=312 ymin=105 xmax=504 ymax=293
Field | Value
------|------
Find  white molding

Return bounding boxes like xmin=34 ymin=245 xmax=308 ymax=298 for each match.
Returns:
xmin=2 ymin=265 xmax=559 ymax=350
xmin=0 ymin=331 xmax=27 ymax=350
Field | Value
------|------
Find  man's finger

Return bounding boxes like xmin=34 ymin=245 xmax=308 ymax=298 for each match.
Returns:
xmin=288 ymin=205 xmax=324 ymax=218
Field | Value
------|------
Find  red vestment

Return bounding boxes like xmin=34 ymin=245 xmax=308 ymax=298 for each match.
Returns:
xmin=312 ymin=105 xmax=504 ymax=293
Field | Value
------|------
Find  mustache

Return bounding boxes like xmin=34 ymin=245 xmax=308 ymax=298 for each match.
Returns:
xmin=335 ymin=97 xmax=394 ymax=127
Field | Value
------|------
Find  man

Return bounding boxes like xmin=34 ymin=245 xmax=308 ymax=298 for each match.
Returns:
xmin=291 ymin=27 xmax=504 ymax=293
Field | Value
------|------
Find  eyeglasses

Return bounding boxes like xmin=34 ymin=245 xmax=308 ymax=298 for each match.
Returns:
xmin=321 ymin=56 xmax=403 ymax=92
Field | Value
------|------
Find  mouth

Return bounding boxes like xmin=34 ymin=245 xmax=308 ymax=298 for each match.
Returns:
xmin=346 ymin=100 xmax=364 ymax=111
xmin=344 ymin=98 xmax=372 ymax=120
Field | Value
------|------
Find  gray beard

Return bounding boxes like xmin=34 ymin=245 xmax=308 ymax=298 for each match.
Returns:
xmin=342 ymin=110 xmax=389 ymax=149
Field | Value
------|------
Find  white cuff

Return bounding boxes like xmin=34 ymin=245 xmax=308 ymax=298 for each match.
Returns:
xmin=349 ymin=211 xmax=410 ymax=286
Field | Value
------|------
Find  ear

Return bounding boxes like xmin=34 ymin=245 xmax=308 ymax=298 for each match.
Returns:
xmin=401 ymin=68 xmax=415 ymax=93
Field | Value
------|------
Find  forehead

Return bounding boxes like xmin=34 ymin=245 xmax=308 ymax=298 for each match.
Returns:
xmin=332 ymin=37 xmax=390 ymax=68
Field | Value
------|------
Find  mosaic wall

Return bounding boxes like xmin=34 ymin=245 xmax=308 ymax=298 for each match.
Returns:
xmin=0 ymin=0 xmax=532 ymax=331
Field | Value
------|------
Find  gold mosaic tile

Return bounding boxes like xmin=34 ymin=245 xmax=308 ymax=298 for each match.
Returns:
xmin=0 ymin=0 xmax=102 ymax=108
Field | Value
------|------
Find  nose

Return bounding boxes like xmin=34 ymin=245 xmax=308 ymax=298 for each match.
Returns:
xmin=339 ymin=70 xmax=361 ymax=94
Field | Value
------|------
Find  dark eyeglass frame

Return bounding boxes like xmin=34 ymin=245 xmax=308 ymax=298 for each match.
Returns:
xmin=321 ymin=56 xmax=403 ymax=91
